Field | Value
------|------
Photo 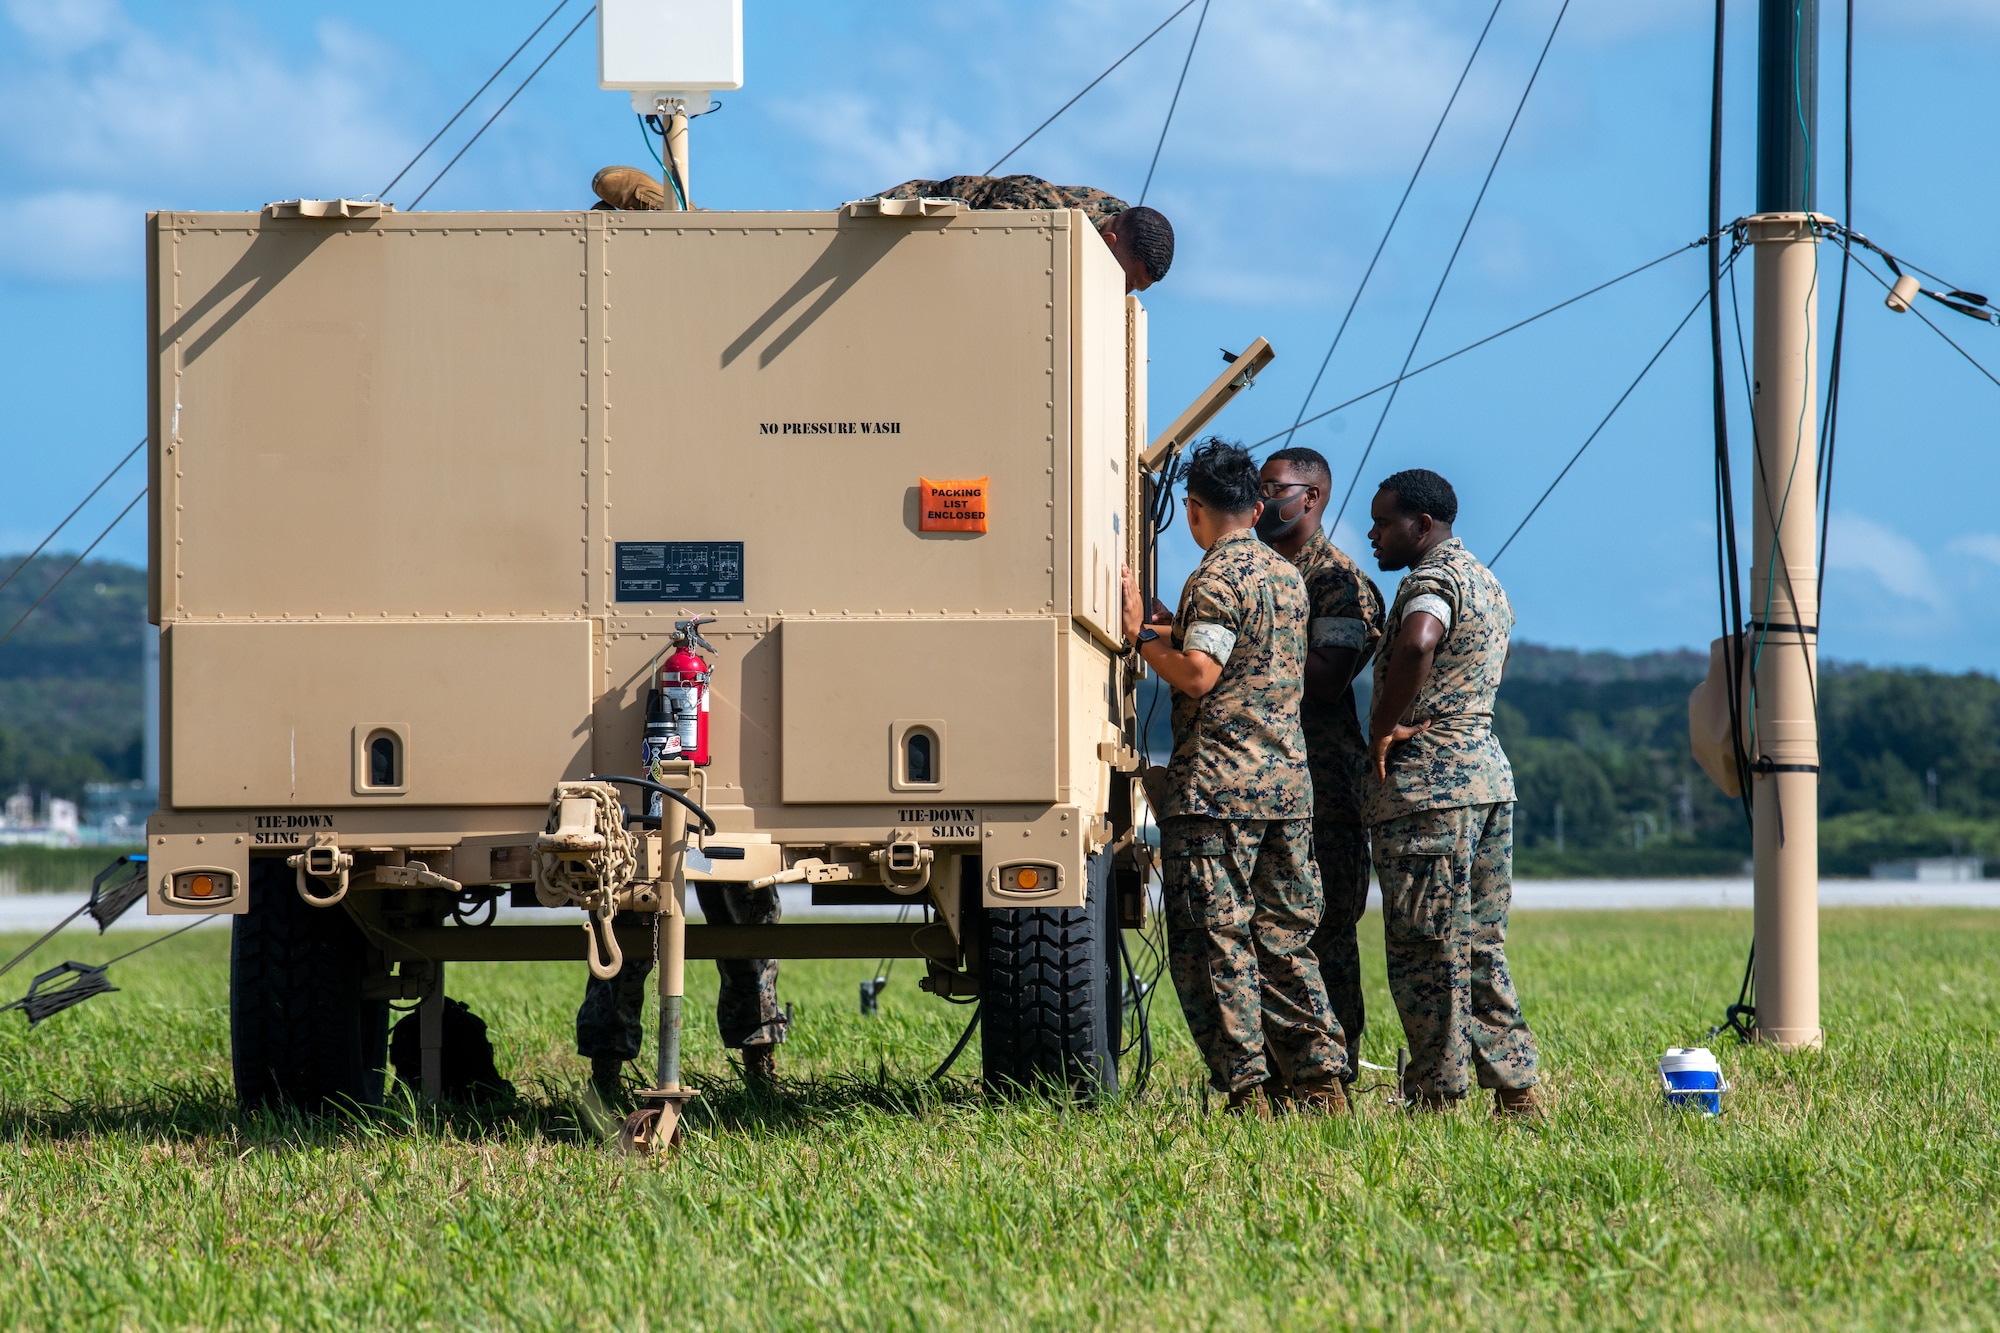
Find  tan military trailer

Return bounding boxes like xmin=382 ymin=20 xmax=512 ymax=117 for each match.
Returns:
xmin=142 ymin=195 xmax=1266 ymax=1135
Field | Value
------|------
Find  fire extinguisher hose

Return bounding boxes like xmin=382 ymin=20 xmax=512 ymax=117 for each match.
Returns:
xmin=591 ymin=774 xmax=719 ymax=837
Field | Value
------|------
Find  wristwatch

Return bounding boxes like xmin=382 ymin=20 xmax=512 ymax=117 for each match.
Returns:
xmin=1127 ymin=626 xmax=1161 ymax=658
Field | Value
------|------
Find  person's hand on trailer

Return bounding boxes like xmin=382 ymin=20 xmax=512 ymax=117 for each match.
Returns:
xmin=1120 ymin=565 xmax=1223 ymax=699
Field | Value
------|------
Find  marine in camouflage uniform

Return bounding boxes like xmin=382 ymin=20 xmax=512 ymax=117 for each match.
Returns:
xmin=1367 ymin=536 xmax=1539 ymax=1103
xmin=874 ymin=174 xmax=1129 ymax=225
xmin=1285 ymin=529 xmax=1385 ymax=1066
xmin=1156 ymin=529 xmax=1347 ymax=1095
xmin=576 ymin=883 xmax=788 ymax=1066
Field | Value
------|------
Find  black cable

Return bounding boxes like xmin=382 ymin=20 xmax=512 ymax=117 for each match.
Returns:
xmin=589 ymin=775 xmax=718 ymax=836
xmin=929 ymin=1002 xmax=981 ymax=1082
xmin=1490 ymin=282 xmax=1714 ymax=566
xmin=1137 ymin=0 xmax=1211 ymax=206
xmin=1277 ymin=0 xmax=1505 ymax=453
xmin=1708 ymin=0 xmax=1753 ymax=828
xmin=1845 ymin=249 xmax=2000 ymax=392
xmin=1254 ymin=237 xmax=1714 ymax=454
xmin=1816 ymin=0 xmax=1853 ymax=614
xmin=1117 ymin=929 xmax=1153 ymax=1096
xmin=1330 ymin=0 xmax=1573 ymax=532
xmin=984 ymin=0 xmax=1203 ymax=177
xmin=0 ymin=437 xmax=144 ymax=603
xmin=0 ymin=488 xmax=145 ymax=657
xmin=379 ymin=0 xmax=573 ymax=200
xmin=408 ymin=5 xmax=595 ymax=210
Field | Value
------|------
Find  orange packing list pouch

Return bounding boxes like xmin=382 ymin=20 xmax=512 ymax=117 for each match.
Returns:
xmin=919 ymin=477 xmax=989 ymax=533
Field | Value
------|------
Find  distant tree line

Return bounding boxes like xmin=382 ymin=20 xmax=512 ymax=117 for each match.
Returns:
xmin=3 ymin=555 xmax=1993 ymax=876
xmin=0 ymin=557 xmax=148 ymax=804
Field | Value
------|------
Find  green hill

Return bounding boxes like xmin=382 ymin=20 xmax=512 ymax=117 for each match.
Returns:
xmin=4 ymin=554 xmax=1994 ymax=876
xmin=0 ymin=555 xmax=148 ymax=801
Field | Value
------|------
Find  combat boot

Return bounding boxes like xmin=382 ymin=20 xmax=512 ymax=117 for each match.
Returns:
xmin=1224 ymin=1085 xmax=1273 ymax=1120
xmin=1494 ymin=1084 xmax=1545 ymax=1122
xmin=1292 ymin=1079 xmax=1350 ymax=1116
xmin=742 ymin=1044 xmax=778 ymax=1090
xmin=589 ymin=1055 xmax=628 ymax=1106
xmin=592 ymin=165 xmax=666 ymax=211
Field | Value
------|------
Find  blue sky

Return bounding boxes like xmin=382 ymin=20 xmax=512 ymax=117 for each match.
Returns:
xmin=2 ymin=0 xmax=1996 ymax=670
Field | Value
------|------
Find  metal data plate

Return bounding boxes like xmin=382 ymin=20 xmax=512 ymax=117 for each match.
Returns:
xmin=614 ymin=542 xmax=745 ymax=603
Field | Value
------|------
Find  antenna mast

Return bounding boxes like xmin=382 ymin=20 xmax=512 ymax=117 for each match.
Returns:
xmin=1746 ymin=0 xmax=1824 ymax=1050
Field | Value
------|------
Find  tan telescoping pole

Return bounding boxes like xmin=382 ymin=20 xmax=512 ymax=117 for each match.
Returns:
xmin=664 ymin=109 xmax=691 ymax=210
xmin=1745 ymin=0 xmax=1824 ymax=1051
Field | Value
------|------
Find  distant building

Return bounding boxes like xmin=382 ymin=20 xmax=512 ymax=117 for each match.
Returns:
xmin=1869 ymin=856 xmax=1986 ymax=882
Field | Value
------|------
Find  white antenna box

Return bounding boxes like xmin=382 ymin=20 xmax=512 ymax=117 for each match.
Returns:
xmin=598 ymin=0 xmax=743 ymax=94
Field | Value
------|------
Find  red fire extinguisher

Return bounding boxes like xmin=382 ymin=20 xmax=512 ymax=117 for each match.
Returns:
xmin=657 ymin=616 xmax=717 ymax=767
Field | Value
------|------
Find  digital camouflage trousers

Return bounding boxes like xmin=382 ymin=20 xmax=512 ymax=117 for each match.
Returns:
xmin=1308 ymin=818 xmax=1373 ymax=1072
xmin=1160 ymin=814 xmax=1348 ymax=1093
xmin=1372 ymin=802 xmax=1538 ymax=1100
xmin=574 ymin=882 xmax=787 ymax=1060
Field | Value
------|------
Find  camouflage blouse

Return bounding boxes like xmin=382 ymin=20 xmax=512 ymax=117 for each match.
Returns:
xmin=874 ymin=175 xmax=1128 ymax=226
xmin=1162 ymin=529 xmax=1313 ymax=821
xmin=1286 ymin=529 xmax=1385 ymax=824
xmin=1364 ymin=537 xmax=1516 ymax=823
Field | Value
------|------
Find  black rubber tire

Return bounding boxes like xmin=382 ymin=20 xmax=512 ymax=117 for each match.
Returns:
xmin=980 ymin=851 xmax=1120 ymax=1098
xmin=230 ymin=858 xmax=389 ymax=1114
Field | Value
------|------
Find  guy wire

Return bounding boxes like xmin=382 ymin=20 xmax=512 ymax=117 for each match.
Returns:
xmin=985 ymin=0 xmax=1203 ymax=177
xmin=379 ymin=0 xmax=573 ymax=200
xmin=1489 ymin=282 xmax=1716 ymax=566
xmin=0 ymin=437 xmax=144 ymax=602
xmin=1277 ymin=0 xmax=1506 ymax=453
xmin=1251 ymin=236 xmax=1716 ymax=453
xmin=409 ymin=5 xmax=596 ymax=209
xmin=1330 ymin=0 xmax=1574 ymax=532
xmin=0 ymin=488 xmax=147 ymax=657
xmin=1137 ymin=0 xmax=1212 ymax=207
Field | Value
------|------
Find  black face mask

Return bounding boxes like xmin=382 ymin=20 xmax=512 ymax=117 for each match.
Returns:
xmin=1255 ymin=493 xmax=1307 ymax=541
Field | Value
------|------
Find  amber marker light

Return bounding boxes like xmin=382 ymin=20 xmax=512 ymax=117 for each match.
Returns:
xmin=171 ymin=870 xmax=234 ymax=903
xmin=1014 ymin=867 xmax=1040 ymax=890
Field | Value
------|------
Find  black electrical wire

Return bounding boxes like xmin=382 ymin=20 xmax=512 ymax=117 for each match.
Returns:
xmin=379 ymin=0 xmax=573 ymax=201
xmin=929 ymin=1002 xmax=981 ymax=1082
xmin=0 ymin=437 xmax=144 ymax=603
xmin=408 ymin=5 xmax=595 ymax=210
xmin=1330 ymin=0 xmax=1573 ymax=532
xmin=1136 ymin=0 xmax=1211 ymax=206
xmin=1708 ymin=2 xmax=1752 ymax=828
xmin=1815 ymin=0 xmax=1853 ymax=600
xmin=984 ymin=0 xmax=1203 ymax=177
xmin=1276 ymin=0 xmax=1505 ymax=454
xmin=1117 ymin=929 xmax=1154 ymax=1096
xmin=0 ymin=488 xmax=146 ymax=658
xmin=1489 ymin=283 xmax=1715 ymax=567
xmin=1844 ymin=249 xmax=2000 ymax=392
xmin=589 ymin=775 xmax=718 ymax=836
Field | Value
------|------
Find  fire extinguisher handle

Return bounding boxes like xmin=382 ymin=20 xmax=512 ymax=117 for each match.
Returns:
xmin=591 ymin=774 xmax=719 ymax=837
xmin=674 ymin=615 xmax=718 ymax=654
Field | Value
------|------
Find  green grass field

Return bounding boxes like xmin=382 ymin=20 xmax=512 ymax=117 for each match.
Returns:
xmin=2 ymin=908 xmax=1996 ymax=1330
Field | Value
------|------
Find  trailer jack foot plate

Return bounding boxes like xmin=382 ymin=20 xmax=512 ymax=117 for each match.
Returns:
xmin=619 ymin=1088 xmax=700 ymax=1156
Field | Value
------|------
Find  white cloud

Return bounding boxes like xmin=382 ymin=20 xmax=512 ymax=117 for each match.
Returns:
xmin=0 ymin=3 xmax=414 ymax=280
xmin=1949 ymin=532 xmax=2000 ymax=565
xmin=765 ymin=93 xmax=982 ymax=196
xmin=3 ymin=0 xmax=120 ymax=53
xmin=1825 ymin=511 xmax=1947 ymax=610
xmin=0 ymin=189 xmax=136 ymax=280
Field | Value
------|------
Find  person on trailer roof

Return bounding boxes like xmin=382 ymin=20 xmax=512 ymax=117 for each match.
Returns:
xmin=590 ymin=167 xmax=1175 ymax=294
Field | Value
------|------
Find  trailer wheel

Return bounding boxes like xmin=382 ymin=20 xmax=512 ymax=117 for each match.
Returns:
xmin=980 ymin=851 xmax=1120 ymax=1098
xmin=230 ymin=859 xmax=389 ymax=1114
